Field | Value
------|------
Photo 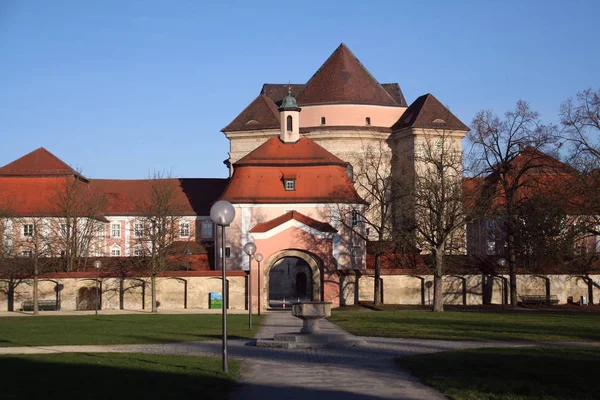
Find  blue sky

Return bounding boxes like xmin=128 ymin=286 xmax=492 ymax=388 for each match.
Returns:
xmin=1 ymin=0 xmax=598 ymax=179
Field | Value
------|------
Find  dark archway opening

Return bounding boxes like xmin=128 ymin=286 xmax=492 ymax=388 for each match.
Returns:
xmin=268 ymin=256 xmax=312 ymax=308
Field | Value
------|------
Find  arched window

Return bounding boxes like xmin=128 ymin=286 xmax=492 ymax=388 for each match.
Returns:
xmin=365 ymin=117 xmax=371 ymax=126
xmin=287 ymin=115 xmax=293 ymax=132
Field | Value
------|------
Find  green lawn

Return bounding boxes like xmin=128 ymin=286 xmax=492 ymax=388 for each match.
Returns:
xmin=397 ymin=347 xmax=600 ymax=400
xmin=329 ymin=310 xmax=600 ymax=342
xmin=0 ymin=314 xmax=263 ymax=347
xmin=0 ymin=352 xmax=240 ymax=400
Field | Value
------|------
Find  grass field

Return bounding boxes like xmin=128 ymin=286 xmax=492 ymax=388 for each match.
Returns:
xmin=0 ymin=313 xmax=263 ymax=347
xmin=0 ymin=352 xmax=240 ymax=400
xmin=397 ymin=346 xmax=600 ymax=400
xmin=329 ymin=309 xmax=600 ymax=342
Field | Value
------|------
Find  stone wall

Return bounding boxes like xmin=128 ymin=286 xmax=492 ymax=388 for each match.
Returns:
xmin=2 ymin=272 xmax=599 ymax=312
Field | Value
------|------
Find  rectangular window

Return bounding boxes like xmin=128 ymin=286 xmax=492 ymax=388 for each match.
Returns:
xmin=284 ymin=179 xmax=295 ymax=191
xmin=225 ymin=247 xmax=231 ymax=258
xmin=23 ymin=224 xmax=34 ymax=237
xmin=201 ymin=220 xmax=213 ymax=238
xmin=351 ymin=246 xmax=362 ymax=265
xmin=133 ymin=247 xmax=144 ymax=257
xmin=111 ymin=223 xmax=121 ymax=238
xmin=110 ymin=248 xmax=121 ymax=256
xmin=134 ymin=222 xmax=144 ymax=238
xmin=60 ymin=223 xmax=70 ymax=237
xmin=21 ymin=250 xmax=33 ymax=257
xmin=351 ymin=210 xmax=362 ymax=227
xmin=180 ymin=222 xmax=190 ymax=238
xmin=60 ymin=250 xmax=66 ymax=258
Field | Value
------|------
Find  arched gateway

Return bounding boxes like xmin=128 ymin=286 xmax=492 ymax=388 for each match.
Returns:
xmin=265 ymin=250 xmax=321 ymax=308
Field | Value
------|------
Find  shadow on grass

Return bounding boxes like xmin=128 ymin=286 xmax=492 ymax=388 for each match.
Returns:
xmin=0 ymin=353 xmax=238 ymax=400
xmin=397 ymin=346 xmax=600 ymax=400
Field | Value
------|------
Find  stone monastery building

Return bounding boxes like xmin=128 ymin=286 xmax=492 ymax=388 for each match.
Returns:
xmin=2 ymin=44 xmax=594 ymax=311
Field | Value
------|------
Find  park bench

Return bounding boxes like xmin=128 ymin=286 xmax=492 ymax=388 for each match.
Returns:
xmin=519 ymin=295 xmax=559 ymax=306
xmin=20 ymin=300 xmax=61 ymax=311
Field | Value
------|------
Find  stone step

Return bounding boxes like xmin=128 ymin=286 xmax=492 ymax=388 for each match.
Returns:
xmin=256 ymin=333 xmax=366 ymax=349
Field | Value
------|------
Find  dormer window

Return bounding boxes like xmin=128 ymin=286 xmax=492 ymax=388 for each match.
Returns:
xmin=321 ymin=117 xmax=326 ymax=125
xmin=284 ymin=179 xmax=296 ymax=191
xmin=287 ymin=115 xmax=293 ymax=132
xmin=365 ymin=117 xmax=371 ymax=126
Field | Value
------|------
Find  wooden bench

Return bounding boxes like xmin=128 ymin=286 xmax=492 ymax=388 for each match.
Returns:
xmin=519 ymin=295 xmax=559 ymax=306
xmin=20 ymin=300 xmax=61 ymax=311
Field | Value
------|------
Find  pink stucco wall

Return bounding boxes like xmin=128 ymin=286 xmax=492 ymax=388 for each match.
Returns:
xmin=300 ymin=104 xmax=406 ymax=128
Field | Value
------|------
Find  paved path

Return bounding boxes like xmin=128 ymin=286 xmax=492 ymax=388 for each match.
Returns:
xmin=1 ymin=311 xmax=597 ymax=399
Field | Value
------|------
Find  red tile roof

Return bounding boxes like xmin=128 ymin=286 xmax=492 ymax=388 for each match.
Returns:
xmin=295 ymin=43 xmax=401 ymax=107
xmin=391 ymin=93 xmax=469 ymax=131
xmin=234 ymin=137 xmax=347 ymax=167
xmin=250 ymin=211 xmax=337 ymax=233
xmin=262 ymin=82 xmax=408 ymax=108
xmin=222 ymin=94 xmax=280 ymax=132
xmin=261 ymin=84 xmax=306 ymax=107
xmin=0 ymin=147 xmax=87 ymax=180
xmin=221 ymin=137 xmax=364 ymax=204
xmin=0 ymin=176 xmax=96 ymax=217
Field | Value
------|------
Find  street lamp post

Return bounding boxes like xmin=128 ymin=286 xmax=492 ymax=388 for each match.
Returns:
xmin=497 ymin=258 xmax=507 ymax=310
xmin=255 ymin=253 xmax=263 ymax=316
xmin=94 ymin=260 xmax=101 ymax=316
xmin=210 ymin=200 xmax=235 ymax=374
xmin=243 ymin=242 xmax=257 ymax=330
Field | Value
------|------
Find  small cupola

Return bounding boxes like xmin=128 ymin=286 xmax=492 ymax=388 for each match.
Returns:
xmin=278 ymin=87 xmax=301 ymax=143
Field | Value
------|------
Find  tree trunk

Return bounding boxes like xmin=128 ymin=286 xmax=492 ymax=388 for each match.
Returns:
xmin=119 ymin=278 xmax=124 ymax=310
xmin=374 ymin=253 xmax=382 ymax=306
xmin=508 ymin=233 xmax=518 ymax=306
xmin=33 ymin=258 xmax=39 ymax=316
xmin=7 ymin=282 xmax=15 ymax=312
xmin=433 ymin=249 xmax=444 ymax=312
xmin=151 ymin=274 xmax=157 ymax=313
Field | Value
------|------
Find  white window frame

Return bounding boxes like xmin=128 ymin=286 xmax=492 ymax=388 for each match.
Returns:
xmin=60 ymin=223 xmax=70 ymax=238
xmin=23 ymin=224 xmax=34 ymax=237
xmin=179 ymin=221 xmax=190 ymax=238
xmin=134 ymin=222 xmax=144 ymax=238
xmin=21 ymin=250 xmax=33 ymax=258
xmin=111 ymin=223 xmax=121 ymax=238
xmin=110 ymin=245 xmax=121 ymax=257
xmin=201 ymin=220 xmax=213 ymax=238
xmin=351 ymin=210 xmax=362 ymax=227
xmin=133 ymin=246 xmax=144 ymax=257
xmin=284 ymin=179 xmax=295 ymax=191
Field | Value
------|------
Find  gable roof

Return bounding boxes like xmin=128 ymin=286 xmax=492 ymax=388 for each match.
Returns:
xmin=0 ymin=147 xmax=87 ymax=180
xmin=222 ymin=94 xmax=280 ymax=132
xmin=295 ymin=43 xmax=401 ymax=107
xmin=250 ymin=210 xmax=337 ymax=234
xmin=391 ymin=93 xmax=469 ymax=131
xmin=234 ymin=136 xmax=347 ymax=167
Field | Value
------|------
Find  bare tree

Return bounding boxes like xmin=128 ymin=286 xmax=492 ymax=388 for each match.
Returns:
xmin=134 ymin=172 xmax=188 ymax=313
xmin=560 ymin=88 xmax=600 ymax=163
xmin=47 ymin=173 xmax=107 ymax=271
xmin=344 ymin=141 xmax=400 ymax=305
xmin=401 ymin=130 xmax=470 ymax=312
xmin=468 ymin=100 xmax=559 ymax=305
